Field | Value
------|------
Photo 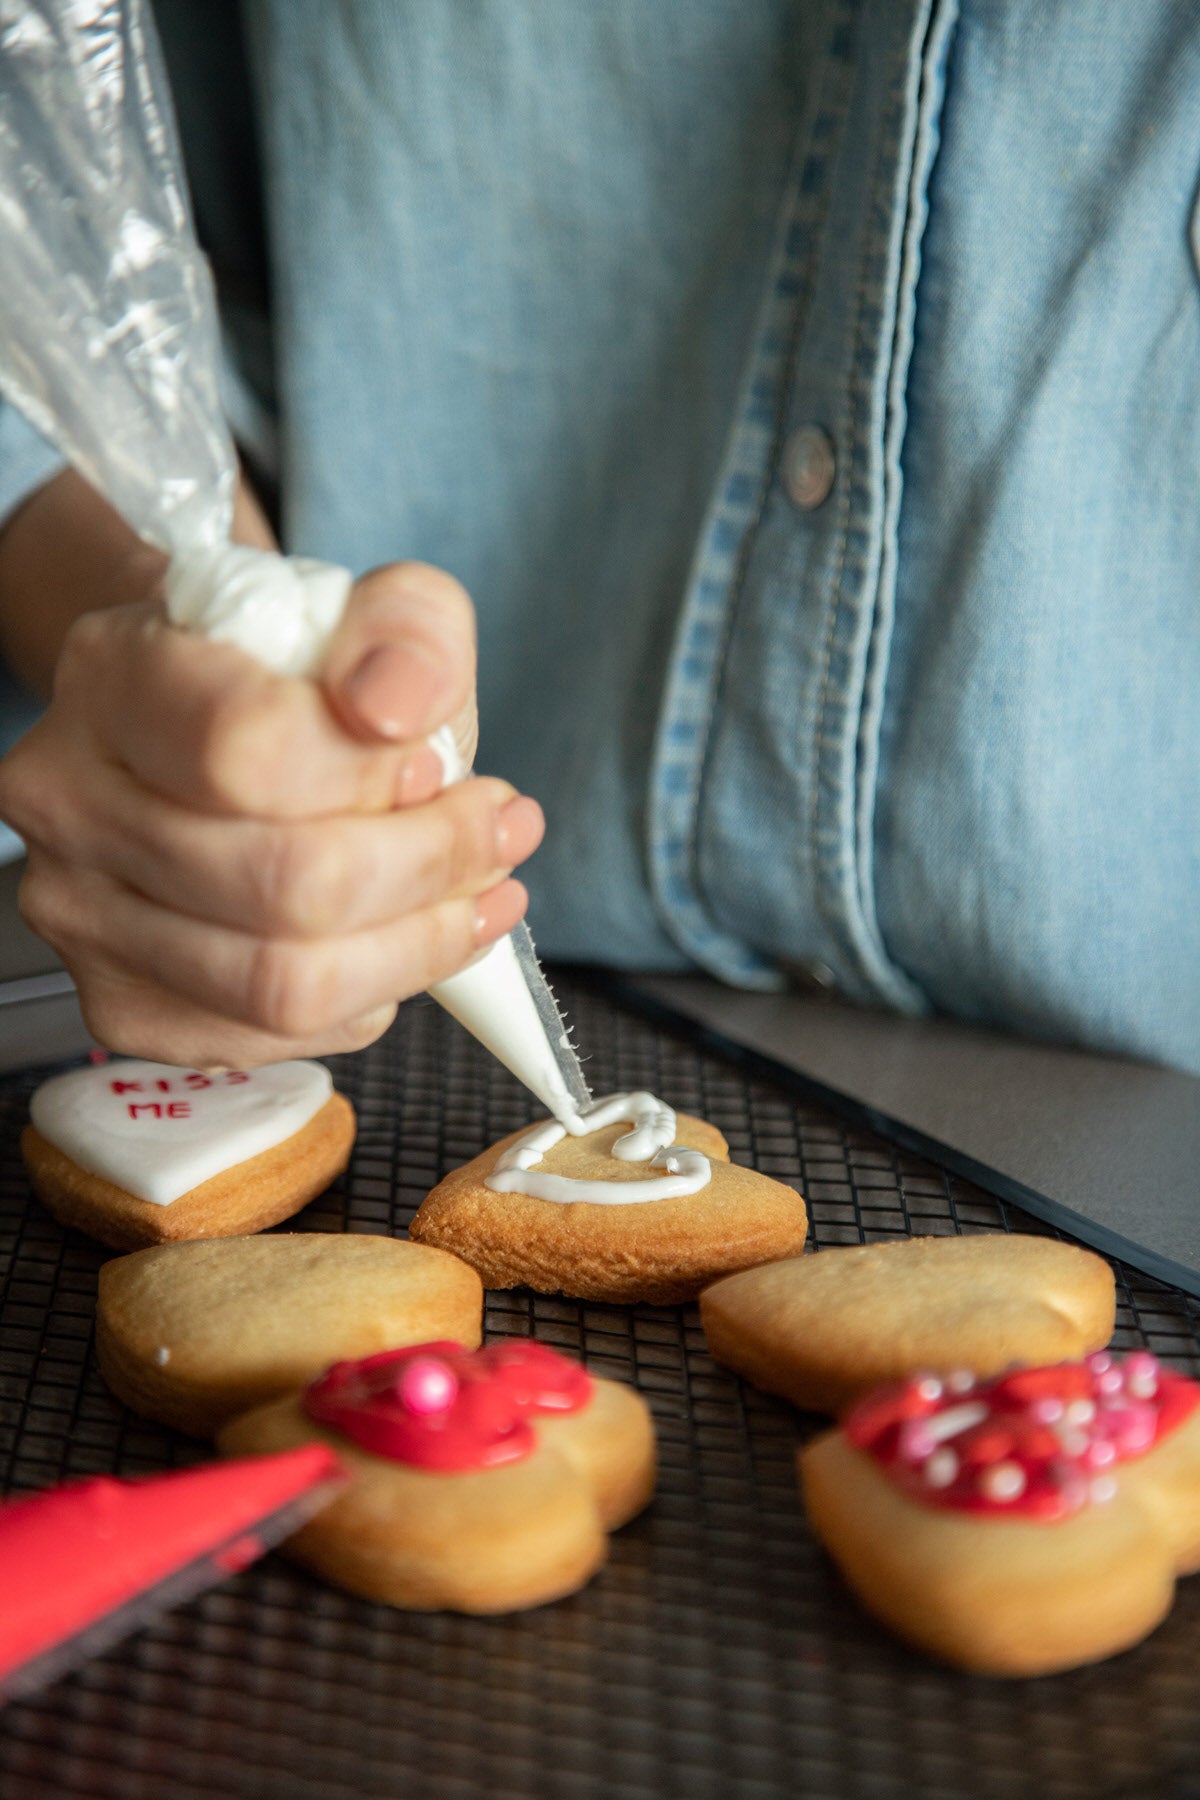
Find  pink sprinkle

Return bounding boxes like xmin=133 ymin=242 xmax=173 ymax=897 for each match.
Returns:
xmin=914 ymin=1375 xmax=943 ymax=1404
xmin=1096 ymin=1368 xmax=1124 ymax=1398
xmin=898 ymin=1419 xmax=936 ymax=1463
xmin=1084 ymin=1439 xmax=1117 ymax=1469
xmin=397 ymin=1357 xmax=459 ymax=1416
xmin=1087 ymin=1351 xmax=1113 ymax=1375
xmin=1105 ymin=1403 xmax=1156 ymax=1456
xmin=1030 ymin=1395 xmax=1065 ymax=1424
xmin=1124 ymin=1351 xmax=1159 ymax=1380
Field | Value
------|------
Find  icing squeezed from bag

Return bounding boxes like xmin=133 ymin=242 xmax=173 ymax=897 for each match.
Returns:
xmin=484 ymin=1091 xmax=712 ymax=1205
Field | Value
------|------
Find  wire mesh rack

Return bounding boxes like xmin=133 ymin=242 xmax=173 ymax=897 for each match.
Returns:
xmin=1 ymin=976 xmax=1198 ymax=1800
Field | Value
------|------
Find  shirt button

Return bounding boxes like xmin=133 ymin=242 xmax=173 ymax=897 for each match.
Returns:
xmin=784 ymin=426 xmax=835 ymax=510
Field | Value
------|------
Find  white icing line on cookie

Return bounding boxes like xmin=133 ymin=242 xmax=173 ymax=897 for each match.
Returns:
xmin=483 ymin=1090 xmax=712 ymax=1206
xmin=29 ymin=1059 xmax=333 ymax=1205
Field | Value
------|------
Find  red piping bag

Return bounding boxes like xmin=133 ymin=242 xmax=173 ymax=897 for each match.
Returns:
xmin=0 ymin=1445 xmax=343 ymax=1703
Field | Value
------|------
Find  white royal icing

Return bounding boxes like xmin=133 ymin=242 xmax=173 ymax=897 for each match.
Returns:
xmin=29 ymin=1059 xmax=333 ymax=1205
xmin=164 ymin=545 xmax=352 ymax=679
xmin=484 ymin=1090 xmax=712 ymax=1205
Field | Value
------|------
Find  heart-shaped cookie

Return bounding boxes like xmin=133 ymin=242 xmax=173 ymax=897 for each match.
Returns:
xmin=23 ymin=1059 xmax=355 ymax=1250
xmin=701 ymin=1234 xmax=1115 ymax=1413
xmin=219 ymin=1340 xmax=657 ymax=1612
xmin=96 ymin=1234 xmax=484 ymax=1436
xmin=800 ymin=1352 xmax=1200 ymax=1674
xmin=409 ymin=1097 xmax=808 ymax=1303
xmin=29 ymin=1061 xmax=333 ymax=1204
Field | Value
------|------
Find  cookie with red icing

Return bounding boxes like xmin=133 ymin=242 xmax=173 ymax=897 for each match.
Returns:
xmin=219 ymin=1340 xmax=656 ymax=1612
xmin=701 ymin=1234 xmax=1115 ymax=1414
xmin=23 ymin=1059 xmax=355 ymax=1250
xmin=800 ymin=1351 xmax=1200 ymax=1674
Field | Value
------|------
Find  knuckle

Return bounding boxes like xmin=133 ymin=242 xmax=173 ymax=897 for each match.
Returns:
xmin=52 ymin=610 xmax=110 ymax=700
xmin=242 ymin=937 xmax=338 ymax=1038
xmin=17 ymin=861 xmax=76 ymax=952
xmin=192 ymin=682 xmax=278 ymax=813
xmin=255 ymin=827 xmax=350 ymax=937
xmin=394 ymin=561 xmax=475 ymax=627
xmin=75 ymin=984 xmax=143 ymax=1058
xmin=328 ymin=1004 xmax=398 ymax=1055
xmin=419 ymin=898 xmax=475 ymax=988
xmin=0 ymin=743 xmax=39 ymax=836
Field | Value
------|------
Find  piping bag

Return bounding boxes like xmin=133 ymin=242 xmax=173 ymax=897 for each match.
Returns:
xmin=0 ymin=1447 xmax=343 ymax=1703
xmin=0 ymin=0 xmax=592 ymax=1127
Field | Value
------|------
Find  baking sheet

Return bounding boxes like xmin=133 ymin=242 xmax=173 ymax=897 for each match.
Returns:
xmin=1 ymin=977 xmax=1199 ymax=1800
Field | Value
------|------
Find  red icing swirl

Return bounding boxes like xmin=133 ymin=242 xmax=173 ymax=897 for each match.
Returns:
xmin=303 ymin=1340 xmax=593 ymax=1472
xmin=845 ymin=1351 xmax=1200 ymax=1520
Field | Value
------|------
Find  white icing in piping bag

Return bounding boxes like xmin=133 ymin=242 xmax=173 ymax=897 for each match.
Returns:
xmin=163 ymin=545 xmax=593 ymax=1125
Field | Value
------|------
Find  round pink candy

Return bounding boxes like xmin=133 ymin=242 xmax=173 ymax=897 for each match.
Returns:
xmin=397 ymin=1356 xmax=459 ymax=1416
xmin=1105 ymin=1403 xmax=1156 ymax=1456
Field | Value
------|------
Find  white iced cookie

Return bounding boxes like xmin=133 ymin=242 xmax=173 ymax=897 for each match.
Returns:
xmin=23 ymin=1059 xmax=356 ymax=1251
xmin=410 ymin=1093 xmax=808 ymax=1304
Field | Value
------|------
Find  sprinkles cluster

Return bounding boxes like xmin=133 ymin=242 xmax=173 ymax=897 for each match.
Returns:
xmin=845 ymin=1351 xmax=1200 ymax=1521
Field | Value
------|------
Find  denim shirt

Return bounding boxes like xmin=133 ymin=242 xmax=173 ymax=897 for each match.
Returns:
xmin=2 ymin=0 xmax=1199 ymax=1073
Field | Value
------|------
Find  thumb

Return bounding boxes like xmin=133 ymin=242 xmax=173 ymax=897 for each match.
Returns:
xmin=321 ymin=561 xmax=479 ymax=764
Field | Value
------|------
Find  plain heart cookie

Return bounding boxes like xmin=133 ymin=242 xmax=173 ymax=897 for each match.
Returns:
xmin=96 ymin=1234 xmax=484 ymax=1435
xmin=219 ymin=1339 xmax=656 ymax=1612
xmin=701 ymin=1234 xmax=1115 ymax=1413
xmin=408 ymin=1090 xmax=808 ymax=1304
xmin=800 ymin=1351 xmax=1200 ymax=1675
xmin=23 ymin=1059 xmax=355 ymax=1250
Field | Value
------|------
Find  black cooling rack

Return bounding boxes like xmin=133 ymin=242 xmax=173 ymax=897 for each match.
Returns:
xmin=2 ymin=976 xmax=1200 ymax=1800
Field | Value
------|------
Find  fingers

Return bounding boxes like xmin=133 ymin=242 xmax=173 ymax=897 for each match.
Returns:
xmin=19 ymin=852 xmax=530 ymax=1050
xmin=320 ymin=562 xmax=479 ymax=759
xmin=69 ymin=767 xmax=544 ymax=938
xmin=54 ymin=601 xmax=449 ymax=819
xmin=69 ymin=959 xmax=402 ymax=1070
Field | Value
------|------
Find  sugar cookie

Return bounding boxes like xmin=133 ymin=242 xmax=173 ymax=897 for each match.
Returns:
xmin=409 ymin=1091 xmax=807 ymax=1303
xmin=219 ymin=1340 xmax=656 ymax=1612
xmin=96 ymin=1234 xmax=484 ymax=1436
xmin=800 ymin=1352 xmax=1200 ymax=1675
xmin=701 ymin=1234 xmax=1115 ymax=1413
xmin=23 ymin=1059 xmax=355 ymax=1250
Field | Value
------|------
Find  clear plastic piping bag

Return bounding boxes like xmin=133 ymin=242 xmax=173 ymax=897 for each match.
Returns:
xmin=0 ymin=3 xmax=594 ymax=1119
xmin=0 ymin=0 xmax=235 ymax=554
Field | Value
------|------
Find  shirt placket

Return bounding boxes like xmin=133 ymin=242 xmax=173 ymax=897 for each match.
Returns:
xmin=648 ymin=0 xmax=958 ymax=1007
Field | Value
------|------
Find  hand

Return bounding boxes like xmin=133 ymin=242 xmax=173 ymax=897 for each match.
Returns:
xmin=0 ymin=561 xmax=542 ymax=1067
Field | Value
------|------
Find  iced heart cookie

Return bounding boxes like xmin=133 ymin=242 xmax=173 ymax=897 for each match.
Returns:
xmin=22 ymin=1059 xmax=355 ymax=1250
xmin=219 ymin=1339 xmax=656 ymax=1612
xmin=800 ymin=1352 xmax=1200 ymax=1675
xmin=408 ymin=1091 xmax=808 ymax=1304
xmin=96 ymin=1234 xmax=484 ymax=1436
xmin=701 ymin=1234 xmax=1115 ymax=1414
